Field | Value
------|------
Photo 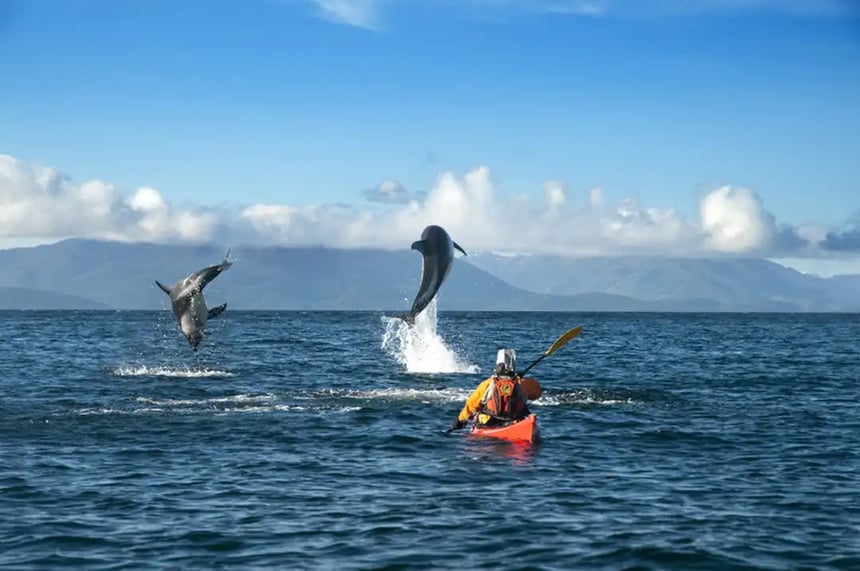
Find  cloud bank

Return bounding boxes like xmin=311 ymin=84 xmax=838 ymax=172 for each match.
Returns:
xmin=0 ymin=156 xmax=219 ymax=244
xmin=0 ymin=153 xmax=852 ymax=260
xmin=821 ymin=217 xmax=860 ymax=252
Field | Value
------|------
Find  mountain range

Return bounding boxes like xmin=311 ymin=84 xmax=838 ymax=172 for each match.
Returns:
xmin=0 ymin=239 xmax=856 ymax=311
xmin=466 ymin=253 xmax=860 ymax=310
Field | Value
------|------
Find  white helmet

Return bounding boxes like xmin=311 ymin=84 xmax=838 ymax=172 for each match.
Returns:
xmin=494 ymin=348 xmax=516 ymax=376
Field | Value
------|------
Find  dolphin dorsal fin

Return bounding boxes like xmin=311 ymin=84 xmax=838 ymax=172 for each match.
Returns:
xmin=453 ymin=241 xmax=467 ymax=256
xmin=155 ymin=280 xmax=171 ymax=295
xmin=411 ymin=239 xmax=427 ymax=254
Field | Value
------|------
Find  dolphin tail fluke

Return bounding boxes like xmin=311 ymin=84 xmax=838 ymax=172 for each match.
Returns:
xmin=397 ymin=312 xmax=416 ymax=325
xmin=208 ymin=303 xmax=227 ymax=319
xmin=410 ymin=239 xmax=426 ymax=254
xmin=155 ymin=280 xmax=171 ymax=295
xmin=453 ymin=241 xmax=467 ymax=256
xmin=220 ymin=248 xmax=235 ymax=271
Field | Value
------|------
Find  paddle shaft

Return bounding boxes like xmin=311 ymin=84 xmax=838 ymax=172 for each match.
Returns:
xmin=516 ymin=325 xmax=582 ymax=378
xmin=517 ymin=354 xmax=547 ymax=378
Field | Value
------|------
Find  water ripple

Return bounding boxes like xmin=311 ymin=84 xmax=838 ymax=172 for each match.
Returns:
xmin=0 ymin=311 xmax=857 ymax=569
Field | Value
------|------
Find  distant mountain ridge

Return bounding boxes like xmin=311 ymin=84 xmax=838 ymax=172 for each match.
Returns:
xmin=0 ymin=239 xmax=643 ymax=311
xmin=0 ymin=239 xmax=856 ymax=311
xmin=466 ymin=252 xmax=859 ymax=311
xmin=0 ymin=287 xmax=109 ymax=310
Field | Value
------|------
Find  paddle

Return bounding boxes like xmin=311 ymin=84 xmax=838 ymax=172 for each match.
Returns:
xmin=516 ymin=325 xmax=583 ymax=378
xmin=446 ymin=325 xmax=583 ymax=433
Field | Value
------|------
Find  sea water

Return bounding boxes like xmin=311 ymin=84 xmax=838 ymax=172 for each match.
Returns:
xmin=1 ymin=307 xmax=858 ymax=569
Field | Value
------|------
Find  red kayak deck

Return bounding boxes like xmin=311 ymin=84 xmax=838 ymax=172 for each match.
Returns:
xmin=469 ymin=414 xmax=539 ymax=443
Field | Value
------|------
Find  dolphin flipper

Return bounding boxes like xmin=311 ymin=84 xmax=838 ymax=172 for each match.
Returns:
xmin=453 ymin=241 xmax=467 ymax=256
xmin=207 ymin=303 xmax=227 ymax=319
xmin=155 ymin=280 xmax=171 ymax=295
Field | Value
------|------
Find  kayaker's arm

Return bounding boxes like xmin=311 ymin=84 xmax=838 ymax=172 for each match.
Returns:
xmin=457 ymin=378 xmax=493 ymax=422
xmin=449 ymin=418 xmax=467 ymax=432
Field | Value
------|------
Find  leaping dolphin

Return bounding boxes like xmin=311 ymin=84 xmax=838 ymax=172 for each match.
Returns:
xmin=401 ymin=225 xmax=466 ymax=323
xmin=155 ymin=250 xmax=234 ymax=351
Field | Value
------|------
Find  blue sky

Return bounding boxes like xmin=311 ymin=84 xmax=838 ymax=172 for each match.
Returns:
xmin=1 ymin=0 xmax=859 ymax=269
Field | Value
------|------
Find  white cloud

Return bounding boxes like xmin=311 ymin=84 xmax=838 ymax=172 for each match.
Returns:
xmin=515 ymin=0 xmax=608 ymax=16
xmin=362 ymin=179 xmax=420 ymax=204
xmin=209 ymin=167 xmax=781 ymax=257
xmin=304 ymin=0 xmax=856 ymax=29
xmin=685 ymin=0 xmax=857 ymax=17
xmin=699 ymin=185 xmax=773 ymax=253
xmin=4 ymin=153 xmax=857 ymax=263
xmin=0 ymin=155 xmax=216 ymax=245
xmin=490 ymin=0 xmax=857 ymax=17
xmin=543 ymin=180 xmax=565 ymax=211
xmin=311 ymin=0 xmax=381 ymax=30
xmin=129 ymin=187 xmax=166 ymax=212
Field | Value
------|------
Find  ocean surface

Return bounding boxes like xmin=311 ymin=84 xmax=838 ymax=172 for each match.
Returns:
xmin=1 ymin=304 xmax=858 ymax=570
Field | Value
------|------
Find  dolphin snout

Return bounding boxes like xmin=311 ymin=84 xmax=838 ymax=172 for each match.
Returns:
xmin=187 ymin=332 xmax=203 ymax=351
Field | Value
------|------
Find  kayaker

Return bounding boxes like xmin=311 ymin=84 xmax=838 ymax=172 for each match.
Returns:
xmin=449 ymin=348 xmax=533 ymax=431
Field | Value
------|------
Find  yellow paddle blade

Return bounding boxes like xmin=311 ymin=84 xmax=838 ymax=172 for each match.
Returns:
xmin=544 ymin=326 xmax=583 ymax=357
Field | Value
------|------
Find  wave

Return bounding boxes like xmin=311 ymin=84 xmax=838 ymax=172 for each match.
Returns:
xmin=534 ymin=388 xmax=649 ymax=406
xmin=76 ymin=394 xmax=363 ymax=416
xmin=135 ymin=394 xmax=276 ymax=406
xmin=312 ymin=386 xmax=644 ymax=407
xmin=380 ymin=299 xmax=478 ymax=374
xmin=311 ymin=387 xmax=471 ymax=403
xmin=77 ymin=404 xmax=307 ymax=415
xmin=105 ymin=365 xmax=234 ymax=378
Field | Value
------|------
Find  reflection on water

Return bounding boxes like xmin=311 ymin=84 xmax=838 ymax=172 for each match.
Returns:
xmin=461 ymin=436 xmax=540 ymax=466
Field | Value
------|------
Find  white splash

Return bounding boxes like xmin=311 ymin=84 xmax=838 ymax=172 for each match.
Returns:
xmin=320 ymin=387 xmax=472 ymax=403
xmin=76 ymin=394 xmax=363 ymax=416
xmin=109 ymin=365 xmax=234 ymax=378
xmin=135 ymin=394 xmax=276 ymax=406
xmin=381 ymin=299 xmax=478 ymax=374
xmin=532 ymin=391 xmax=639 ymax=406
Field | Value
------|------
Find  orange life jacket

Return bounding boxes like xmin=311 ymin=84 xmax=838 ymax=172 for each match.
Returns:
xmin=480 ymin=376 xmax=529 ymax=421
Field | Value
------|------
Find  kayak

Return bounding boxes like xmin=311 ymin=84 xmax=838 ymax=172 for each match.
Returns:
xmin=469 ymin=414 xmax=539 ymax=444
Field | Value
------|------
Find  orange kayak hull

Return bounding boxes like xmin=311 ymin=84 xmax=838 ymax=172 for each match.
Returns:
xmin=469 ymin=414 xmax=539 ymax=443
